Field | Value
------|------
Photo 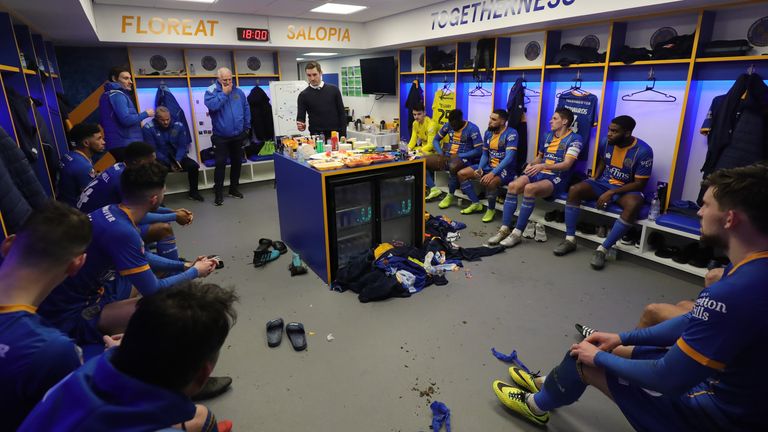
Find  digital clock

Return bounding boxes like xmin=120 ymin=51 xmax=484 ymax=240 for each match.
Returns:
xmin=237 ymin=27 xmax=270 ymax=42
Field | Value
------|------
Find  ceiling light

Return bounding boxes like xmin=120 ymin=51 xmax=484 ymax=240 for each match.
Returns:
xmin=310 ymin=3 xmax=367 ymax=15
xmin=175 ymin=0 xmax=218 ymax=3
xmin=296 ymin=58 xmax=306 ymax=61
xmin=303 ymin=52 xmax=338 ymax=56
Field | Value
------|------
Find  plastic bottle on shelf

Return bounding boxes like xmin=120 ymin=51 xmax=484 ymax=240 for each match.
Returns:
xmin=19 ymin=52 xmax=27 ymax=69
xmin=189 ymin=63 xmax=196 ymax=75
xmin=649 ymin=193 xmax=661 ymax=221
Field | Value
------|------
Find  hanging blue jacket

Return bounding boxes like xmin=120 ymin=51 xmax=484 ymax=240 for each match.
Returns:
xmin=141 ymin=119 xmax=192 ymax=165
xmin=18 ymin=349 xmax=196 ymax=432
xmin=204 ymin=81 xmax=250 ymax=138
xmin=155 ymin=87 xmax=190 ymax=137
xmin=99 ymin=82 xmax=148 ymax=151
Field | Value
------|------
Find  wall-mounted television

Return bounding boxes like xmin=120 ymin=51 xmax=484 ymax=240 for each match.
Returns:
xmin=359 ymin=56 xmax=396 ymax=95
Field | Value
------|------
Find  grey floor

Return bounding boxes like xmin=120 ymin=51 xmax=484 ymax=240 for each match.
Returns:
xmin=164 ymin=181 xmax=703 ymax=432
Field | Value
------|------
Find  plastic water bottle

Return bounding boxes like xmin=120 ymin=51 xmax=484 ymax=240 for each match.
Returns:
xmin=189 ymin=63 xmax=195 ymax=75
xmin=649 ymin=193 xmax=661 ymax=221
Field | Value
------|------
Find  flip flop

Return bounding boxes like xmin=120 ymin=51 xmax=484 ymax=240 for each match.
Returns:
xmin=266 ymin=318 xmax=284 ymax=348
xmin=286 ymin=322 xmax=307 ymax=351
xmin=256 ymin=238 xmax=273 ymax=252
xmin=207 ymin=255 xmax=224 ymax=269
xmin=272 ymin=240 xmax=288 ymax=255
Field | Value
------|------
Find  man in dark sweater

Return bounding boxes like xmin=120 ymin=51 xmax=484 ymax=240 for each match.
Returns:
xmin=296 ymin=61 xmax=347 ymax=140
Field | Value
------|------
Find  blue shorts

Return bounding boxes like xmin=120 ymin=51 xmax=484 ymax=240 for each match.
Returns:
xmin=584 ymin=178 xmax=644 ymax=202
xmin=70 ymin=276 xmax=133 ymax=345
xmin=607 ymin=346 xmax=721 ymax=432
xmin=482 ymin=167 xmax=515 ymax=185
xmin=528 ymin=172 xmax=569 ymax=197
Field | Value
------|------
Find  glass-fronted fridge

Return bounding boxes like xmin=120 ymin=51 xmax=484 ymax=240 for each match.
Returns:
xmin=326 ymin=164 xmax=423 ymax=281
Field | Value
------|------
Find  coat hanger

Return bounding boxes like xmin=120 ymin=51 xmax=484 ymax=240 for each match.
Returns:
xmin=441 ymin=77 xmax=453 ymax=95
xmin=747 ymin=64 xmax=756 ymax=75
xmin=621 ymin=68 xmax=677 ymax=103
xmin=556 ymin=70 xmax=589 ymax=97
xmin=469 ymin=80 xmax=492 ymax=97
xmin=159 ymin=79 xmax=168 ymax=90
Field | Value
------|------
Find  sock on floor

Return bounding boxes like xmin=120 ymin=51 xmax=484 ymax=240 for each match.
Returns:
xmin=502 ymin=194 xmax=518 ymax=227
xmin=156 ymin=235 xmax=179 ymax=261
xmin=460 ymin=180 xmax=479 ymax=203
xmin=515 ymin=197 xmax=536 ymax=232
xmin=602 ymin=218 xmax=632 ymax=250
xmin=532 ymin=352 xmax=588 ymax=412
xmin=564 ymin=204 xmax=580 ymax=236
xmin=426 ymin=170 xmax=435 ymax=189
xmin=448 ymin=175 xmax=459 ymax=195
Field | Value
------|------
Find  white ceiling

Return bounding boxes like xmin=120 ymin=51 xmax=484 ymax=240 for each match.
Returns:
xmin=93 ymin=0 xmax=446 ymax=23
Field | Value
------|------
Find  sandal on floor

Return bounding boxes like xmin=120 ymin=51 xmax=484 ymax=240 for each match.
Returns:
xmin=272 ymin=240 xmax=288 ymax=255
xmin=256 ymin=238 xmax=273 ymax=252
xmin=266 ymin=318 xmax=284 ymax=348
xmin=286 ymin=322 xmax=307 ymax=351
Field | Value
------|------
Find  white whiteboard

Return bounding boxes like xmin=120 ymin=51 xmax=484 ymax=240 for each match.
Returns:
xmin=269 ymin=80 xmax=309 ymax=137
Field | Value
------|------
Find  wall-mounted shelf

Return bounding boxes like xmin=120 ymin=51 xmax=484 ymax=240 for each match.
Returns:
xmin=0 ymin=64 xmax=19 ymax=72
xmin=496 ymin=65 xmax=543 ymax=71
xmin=544 ymin=63 xmax=605 ymax=69
xmin=426 ymin=70 xmax=456 ymax=74
xmin=608 ymin=59 xmax=692 ymax=67
xmin=134 ymin=74 xmax=187 ymax=79
xmin=695 ymin=55 xmax=768 ymax=63
xmin=22 ymin=68 xmax=35 ymax=74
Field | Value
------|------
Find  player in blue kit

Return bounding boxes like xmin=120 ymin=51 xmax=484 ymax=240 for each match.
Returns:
xmin=554 ymin=115 xmax=654 ymax=270
xmin=456 ymin=109 xmax=518 ymax=223
xmin=77 ymin=141 xmax=193 ymax=260
xmin=57 ymin=122 xmax=104 ymax=207
xmin=487 ymin=108 xmax=583 ymax=247
xmin=0 ymin=202 xmax=91 ymax=430
xmin=493 ymin=163 xmax=768 ymax=432
xmin=20 ymin=283 xmax=236 ymax=432
xmin=424 ymin=109 xmax=483 ymax=209
xmin=38 ymin=162 xmax=217 ymax=346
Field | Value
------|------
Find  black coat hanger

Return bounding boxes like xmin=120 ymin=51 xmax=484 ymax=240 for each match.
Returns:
xmin=621 ymin=68 xmax=676 ymax=103
xmin=469 ymin=80 xmax=491 ymax=97
xmin=556 ymin=70 xmax=590 ymax=97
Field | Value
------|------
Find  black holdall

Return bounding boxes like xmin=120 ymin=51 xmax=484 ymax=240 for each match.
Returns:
xmin=700 ymin=39 xmax=753 ymax=58
xmin=551 ymin=43 xmax=604 ymax=66
xmin=651 ymin=33 xmax=695 ymax=60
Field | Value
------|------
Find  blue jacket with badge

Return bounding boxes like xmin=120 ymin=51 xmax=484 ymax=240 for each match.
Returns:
xmin=99 ymin=82 xmax=148 ymax=150
xmin=18 ymin=349 xmax=196 ymax=432
xmin=142 ymin=119 xmax=192 ymax=165
xmin=204 ymin=81 xmax=250 ymax=138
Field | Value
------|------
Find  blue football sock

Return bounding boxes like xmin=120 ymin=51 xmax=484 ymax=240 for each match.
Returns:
xmin=156 ymin=235 xmax=179 ymax=261
xmin=487 ymin=190 xmax=498 ymax=211
xmin=426 ymin=170 xmax=435 ymax=189
xmin=448 ymin=175 xmax=459 ymax=195
xmin=533 ymin=352 xmax=587 ymax=412
xmin=502 ymin=193 xmax=518 ymax=227
xmin=565 ymin=204 xmax=580 ymax=237
xmin=514 ymin=197 xmax=536 ymax=231
xmin=460 ymin=180 xmax=479 ymax=203
xmin=603 ymin=218 xmax=632 ymax=250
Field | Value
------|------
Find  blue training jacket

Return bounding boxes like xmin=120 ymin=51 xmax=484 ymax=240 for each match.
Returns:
xmin=99 ymin=82 xmax=148 ymax=151
xmin=155 ymin=87 xmax=190 ymax=137
xmin=203 ymin=81 xmax=250 ymax=138
xmin=142 ymin=119 xmax=192 ymax=165
xmin=19 ymin=349 xmax=196 ymax=432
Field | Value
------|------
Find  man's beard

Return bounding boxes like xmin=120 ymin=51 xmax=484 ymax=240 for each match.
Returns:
xmin=488 ymin=125 xmax=500 ymax=133
xmin=700 ymin=232 xmax=727 ymax=250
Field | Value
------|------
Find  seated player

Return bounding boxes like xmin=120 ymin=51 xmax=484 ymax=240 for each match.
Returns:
xmin=553 ymin=115 xmax=654 ymax=270
xmin=425 ymin=109 xmax=482 ymax=209
xmin=38 ymin=162 xmax=217 ymax=347
xmin=487 ymin=108 xmax=582 ymax=247
xmin=142 ymin=106 xmax=204 ymax=202
xmin=492 ymin=164 xmax=768 ymax=432
xmin=57 ymin=122 xmax=104 ymax=207
xmin=77 ymin=141 xmax=193 ymax=261
xmin=407 ymin=104 xmax=441 ymax=200
xmin=575 ymin=267 xmax=725 ymax=338
xmin=20 ymin=283 xmax=236 ymax=432
xmin=0 ymin=202 xmax=91 ymax=430
xmin=456 ymin=109 xmax=518 ymax=222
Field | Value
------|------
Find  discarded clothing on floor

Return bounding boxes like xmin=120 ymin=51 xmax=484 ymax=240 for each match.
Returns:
xmin=374 ymin=244 xmax=428 ymax=293
xmin=430 ymin=401 xmax=451 ymax=432
xmin=425 ymin=237 xmax=504 ymax=262
xmin=332 ymin=252 xmax=412 ymax=302
xmin=492 ymin=347 xmax=532 ymax=374
xmin=425 ymin=213 xmax=467 ymax=239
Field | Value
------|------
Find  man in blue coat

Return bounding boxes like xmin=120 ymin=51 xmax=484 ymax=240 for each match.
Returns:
xmin=58 ymin=122 xmax=104 ymax=207
xmin=143 ymin=107 xmax=203 ymax=201
xmin=204 ymin=67 xmax=250 ymax=206
xmin=99 ymin=66 xmax=154 ymax=162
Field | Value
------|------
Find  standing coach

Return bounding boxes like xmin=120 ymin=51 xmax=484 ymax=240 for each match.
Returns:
xmin=296 ymin=61 xmax=347 ymax=141
xmin=204 ymin=67 xmax=250 ymax=206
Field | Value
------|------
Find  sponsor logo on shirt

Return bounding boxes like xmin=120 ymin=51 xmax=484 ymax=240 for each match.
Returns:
xmin=691 ymin=294 xmax=727 ymax=321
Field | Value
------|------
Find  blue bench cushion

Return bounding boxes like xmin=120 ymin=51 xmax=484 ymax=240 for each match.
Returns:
xmin=202 ymin=157 xmax=249 ymax=168
xmin=655 ymin=213 xmax=701 ymax=236
xmin=248 ymin=154 xmax=274 ymax=162
xmin=553 ymin=191 xmax=650 ymax=219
